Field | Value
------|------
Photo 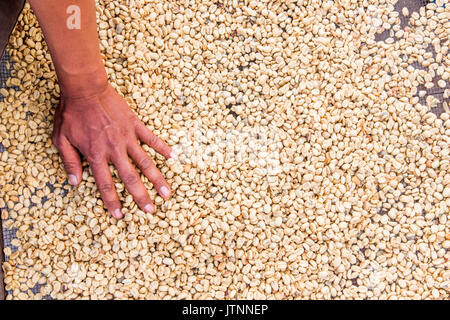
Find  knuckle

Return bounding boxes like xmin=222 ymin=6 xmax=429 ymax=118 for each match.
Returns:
xmin=105 ymin=136 xmax=125 ymax=155
xmin=98 ymin=183 xmax=115 ymax=193
xmin=87 ymin=152 xmax=104 ymax=165
xmin=63 ymin=161 xmax=78 ymax=171
xmin=122 ymin=173 xmax=139 ymax=185
xmin=120 ymin=127 xmax=130 ymax=138
xmin=138 ymin=157 xmax=153 ymax=170
xmin=109 ymin=143 xmax=123 ymax=155
xmin=147 ymin=133 xmax=159 ymax=146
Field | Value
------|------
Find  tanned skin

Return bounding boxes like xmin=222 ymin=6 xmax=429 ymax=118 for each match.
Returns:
xmin=29 ymin=0 xmax=176 ymax=219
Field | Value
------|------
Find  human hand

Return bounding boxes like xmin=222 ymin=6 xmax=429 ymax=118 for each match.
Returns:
xmin=52 ymin=84 xmax=176 ymax=219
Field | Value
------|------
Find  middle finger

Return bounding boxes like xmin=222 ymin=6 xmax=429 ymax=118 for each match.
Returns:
xmin=112 ymin=153 xmax=155 ymax=214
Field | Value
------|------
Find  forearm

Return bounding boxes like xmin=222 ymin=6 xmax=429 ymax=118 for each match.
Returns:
xmin=28 ymin=0 xmax=107 ymax=97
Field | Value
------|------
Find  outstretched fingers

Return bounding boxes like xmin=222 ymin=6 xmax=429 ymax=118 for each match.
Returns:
xmin=128 ymin=142 xmax=171 ymax=199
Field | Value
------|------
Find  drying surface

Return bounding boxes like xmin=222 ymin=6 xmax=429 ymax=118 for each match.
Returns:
xmin=1 ymin=0 xmax=449 ymax=299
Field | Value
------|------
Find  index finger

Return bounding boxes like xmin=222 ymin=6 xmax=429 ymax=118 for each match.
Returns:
xmin=135 ymin=121 xmax=176 ymax=160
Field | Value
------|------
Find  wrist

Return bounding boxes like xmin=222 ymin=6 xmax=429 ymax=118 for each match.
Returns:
xmin=56 ymin=63 xmax=109 ymax=99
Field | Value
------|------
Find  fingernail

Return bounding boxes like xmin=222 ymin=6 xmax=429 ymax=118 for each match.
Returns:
xmin=160 ymin=186 xmax=170 ymax=198
xmin=144 ymin=204 xmax=155 ymax=213
xmin=169 ymin=151 xmax=178 ymax=160
xmin=68 ymin=174 xmax=78 ymax=186
xmin=112 ymin=209 xmax=123 ymax=219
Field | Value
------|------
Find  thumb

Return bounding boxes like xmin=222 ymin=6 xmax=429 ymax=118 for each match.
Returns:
xmin=58 ymin=138 xmax=82 ymax=186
